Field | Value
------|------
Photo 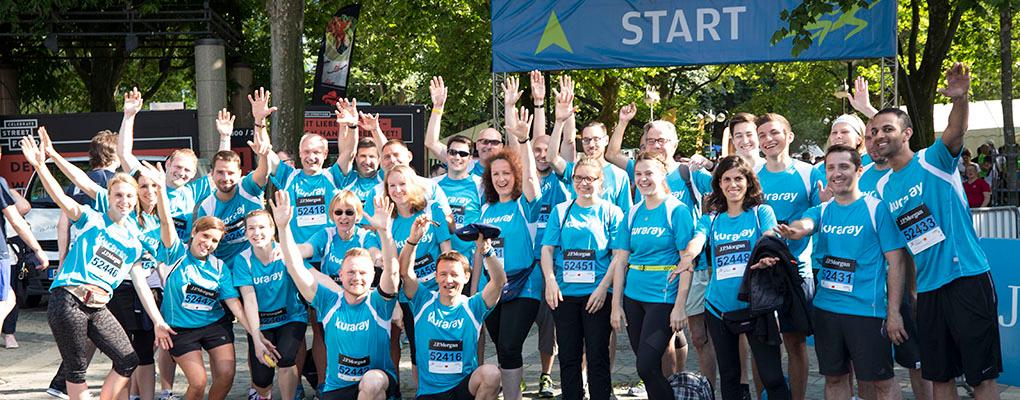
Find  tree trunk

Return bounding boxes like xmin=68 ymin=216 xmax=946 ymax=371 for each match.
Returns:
xmin=1001 ymin=0 xmax=1017 ymax=205
xmin=69 ymin=46 xmax=128 ymax=112
xmin=266 ymin=0 xmax=305 ymax=153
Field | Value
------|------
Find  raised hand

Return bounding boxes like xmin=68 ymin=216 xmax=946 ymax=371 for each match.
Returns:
xmin=618 ymin=103 xmax=637 ymax=123
xmin=529 ymin=70 xmax=546 ymax=103
xmin=138 ymin=161 xmax=168 ymax=189
xmin=247 ymin=122 xmax=272 ymax=157
xmin=408 ymin=215 xmax=430 ymax=244
xmin=20 ymin=134 xmax=45 ymax=168
xmin=336 ymin=98 xmax=358 ymax=126
xmin=506 ymin=106 xmax=534 ymax=140
xmin=248 ymin=87 xmax=278 ymax=122
xmin=358 ymin=111 xmax=381 ymax=133
xmin=848 ymin=77 xmax=873 ymax=113
xmin=938 ymin=62 xmax=970 ymax=99
xmin=430 ymin=76 xmax=448 ymax=109
xmin=365 ymin=195 xmax=395 ymax=232
xmin=215 ymin=109 xmax=235 ymax=138
xmin=269 ymin=190 xmax=293 ymax=227
xmin=37 ymin=126 xmax=56 ymax=156
xmin=553 ymin=77 xmax=574 ymax=122
xmin=123 ymin=87 xmax=143 ymax=117
xmin=502 ymin=75 xmax=523 ymax=107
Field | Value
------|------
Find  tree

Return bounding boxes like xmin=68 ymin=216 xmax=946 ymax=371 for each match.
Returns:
xmin=996 ymin=0 xmax=1017 ymax=204
xmin=266 ymin=0 xmax=305 ymax=151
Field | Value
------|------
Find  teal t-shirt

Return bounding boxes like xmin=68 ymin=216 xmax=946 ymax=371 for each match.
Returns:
xmin=531 ymin=173 xmax=570 ymax=259
xmin=161 ymin=238 xmax=240 ymax=329
xmin=194 ymin=173 xmax=266 ymax=265
xmin=756 ymin=160 xmax=823 ymax=275
xmin=626 ymin=159 xmax=711 ymax=217
xmin=803 ymin=196 xmax=905 ymax=318
xmin=231 ymin=244 xmax=308 ymax=329
xmin=699 ymin=205 xmax=777 ymax=316
xmin=877 ymin=141 xmax=991 ymax=293
xmin=410 ymin=290 xmax=492 ymax=396
xmin=479 ymin=195 xmax=544 ymax=300
xmin=307 ymin=227 xmax=381 ymax=285
xmin=167 ymin=176 xmax=214 ymax=241
xmin=313 ymin=286 xmax=397 ymax=391
xmin=541 ymin=201 xmax=623 ymax=297
xmin=434 ymin=174 xmax=484 ymax=261
xmin=616 ymin=196 xmax=695 ymax=304
xmin=341 ymin=169 xmax=384 ymax=205
xmin=561 ymin=162 xmax=633 ymax=214
xmin=272 ymin=162 xmax=344 ymax=244
xmin=391 ymin=203 xmax=452 ymax=292
xmin=50 ymin=207 xmax=144 ymax=294
xmin=858 ymin=163 xmax=891 ymax=200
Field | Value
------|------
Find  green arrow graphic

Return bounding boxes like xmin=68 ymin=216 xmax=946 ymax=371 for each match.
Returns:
xmin=535 ymin=11 xmax=573 ymax=54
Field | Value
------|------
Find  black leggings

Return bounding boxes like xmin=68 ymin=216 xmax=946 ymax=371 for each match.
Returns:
xmin=400 ymin=302 xmax=418 ymax=365
xmin=485 ymin=297 xmax=539 ymax=369
xmin=706 ymin=311 xmax=790 ymax=400
xmin=622 ymin=296 xmax=674 ymax=400
xmin=47 ymin=287 xmax=139 ymax=384
xmin=2 ymin=261 xmax=24 ymax=334
xmin=248 ymin=321 xmax=308 ymax=388
xmin=552 ymin=295 xmax=612 ymax=400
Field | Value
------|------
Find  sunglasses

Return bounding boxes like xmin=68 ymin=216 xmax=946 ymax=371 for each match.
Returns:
xmin=477 ymin=139 xmax=503 ymax=146
xmin=447 ymin=149 xmax=472 ymax=158
xmin=333 ymin=209 xmax=356 ymax=216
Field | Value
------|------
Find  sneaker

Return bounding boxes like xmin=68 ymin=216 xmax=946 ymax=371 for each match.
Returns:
xmin=521 ymin=378 xmax=527 ymax=393
xmin=3 ymin=334 xmax=18 ymax=349
xmin=294 ymin=384 xmax=305 ymax=400
xmin=248 ymin=388 xmax=259 ymax=400
xmin=157 ymin=390 xmax=182 ymax=400
xmin=538 ymin=373 xmax=555 ymax=398
xmin=45 ymin=388 xmax=69 ymax=400
xmin=627 ymin=381 xmax=646 ymax=396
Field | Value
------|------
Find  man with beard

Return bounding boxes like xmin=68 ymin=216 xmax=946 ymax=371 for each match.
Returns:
xmin=874 ymin=63 xmax=1000 ymax=400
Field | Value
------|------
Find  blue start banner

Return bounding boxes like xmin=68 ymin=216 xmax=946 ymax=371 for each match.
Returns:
xmin=491 ymin=0 xmax=897 ymax=72
xmin=985 ymin=238 xmax=1020 ymax=386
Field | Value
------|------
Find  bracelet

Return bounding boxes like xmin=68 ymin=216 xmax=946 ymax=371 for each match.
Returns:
xmin=534 ymin=102 xmax=544 ymax=107
xmin=517 ymin=137 xmax=530 ymax=144
xmin=483 ymin=247 xmax=495 ymax=258
xmin=346 ymin=124 xmax=357 ymax=129
xmin=431 ymin=107 xmax=443 ymax=114
xmin=406 ymin=240 xmax=419 ymax=247
xmin=254 ymin=122 xmax=265 ymax=128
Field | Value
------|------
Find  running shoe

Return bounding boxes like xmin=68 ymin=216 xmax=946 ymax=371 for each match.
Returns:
xmin=45 ymin=388 xmax=69 ymax=400
xmin=627 ymin=380 xmax=646 ymax=396
xmin=538 ymin=373 xmax=555 ymax=398
xmin=157 ymin=390 xmax=182 ymax=400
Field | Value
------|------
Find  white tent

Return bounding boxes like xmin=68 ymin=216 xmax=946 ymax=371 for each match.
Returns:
xmin=932 ymin=99 xmax=1020 ymax=152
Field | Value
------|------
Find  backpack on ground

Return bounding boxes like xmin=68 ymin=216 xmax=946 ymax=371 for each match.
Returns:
xmin=669 ymin=371 xmax=715 ymax=400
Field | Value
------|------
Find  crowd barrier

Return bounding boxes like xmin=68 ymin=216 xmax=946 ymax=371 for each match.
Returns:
xmin=972 ymin=207 xmax=1020 ymax=239
xmin=983 ymin=238 xmax=1020 ymax=386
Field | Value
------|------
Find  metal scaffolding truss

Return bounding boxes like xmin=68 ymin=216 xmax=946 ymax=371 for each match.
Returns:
xmin=491 ymin=72 xmax=506 ymax=131
xmin=879 ymin=56 xmax=899 ymax=109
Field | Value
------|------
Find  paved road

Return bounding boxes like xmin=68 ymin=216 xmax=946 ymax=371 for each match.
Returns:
xmin=2 ymin=302 xmax=1018 ymax=399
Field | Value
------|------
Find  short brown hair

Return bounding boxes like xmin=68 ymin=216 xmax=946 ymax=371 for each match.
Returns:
xmin=482 ymin=149 xmax=524 ymax=204
xmin=192 ymin=215 xmax=227 ymax=235
xmin=447 ymin=135 xmax=473 ymax=148
xmin=212 ymin=150 xmax=241 ymax=169
xmin=755 ymin=113 xmax=792 ymax=133
xmin=437 ymin=251 xmax=471 ymax=275
xmin=90 ymin=130 xmax=118 ymax=169
xmin=727 ymin=112 xmax=757 ymax=134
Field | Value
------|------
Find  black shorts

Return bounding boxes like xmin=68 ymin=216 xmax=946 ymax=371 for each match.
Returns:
xmin=400 ymin=302 xmax=417 ymax=365
xmin=893 ymin=293 xmax=921 ymax=370
xmin=320 ymin=371 xmax=399 ymax=400
xmin=169 ymin=319 xmax=235 ymax=358
xmin=917 ymin=272 xmax=1002 ymax=386
xmin=779 ymin=275 xmax=814 ymax=334
xmin=812 ymin=308 xmax=894 ymax=381
xmin=416 ymin=373 xmax=473 ymax=400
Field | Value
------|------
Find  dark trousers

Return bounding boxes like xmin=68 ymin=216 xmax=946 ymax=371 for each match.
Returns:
xmin=552 ymin=295 xmax=613 ymax=400
xmin=2 ymin=262 xmax=25 ymax=334
xmin=706 ymin=311 xmax=790 ymax=400
xmin=622 ymin=296 xmax=674 ymax=400
xmin=485 ymin=298 xmax=540 ymax=369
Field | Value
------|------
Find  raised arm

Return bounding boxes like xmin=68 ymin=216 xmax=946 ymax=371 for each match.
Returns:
xmin=116 ymin=87 xmax=144 ymax=174
xmin=502 ymin=75 xmax=523 ymax=128
xmin=135 ymin=162 xmax=177 ymax=249
xmin=506 ymin=107 xmax=540 ymax=202
xmin=606 ymin=103 xmax=637 ymax=170
xmin=529 ymin=70 xmax=549 ymax=142
xmin=938 ymin=62 xmax=970 ymax=155
xmin=271 ymin=190 xmax=318 ymax=302
xmin=546 ymin=76 xmax=575 ymax=175
xmin=478 ymin=238 xmax=506 ymax=308
xmin=364 ymin=196 xmax=398 ymax=295
xmin=425 ymin=76 xmax=449 ymax=163
xmin=38 ymin=127 xmax=103 ymax=199
xmin=848 ymin=77 xmax=879 ymax=119
xmin=398 ymin=215 xmax=429 ymax=299
xmin=215 ymin=108 xmax=235 ymax=152
xmin=21 ymin=133 xmax=84 ymax=221
xmin=248 ymin=122 xmax=271 ymax=187
xmin=248 ymin=87 xmax=280 ymax=172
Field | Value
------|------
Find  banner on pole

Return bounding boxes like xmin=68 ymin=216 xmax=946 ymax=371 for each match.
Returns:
xmin=491 ymin=0 xmax=897 ymax=72
xmin=312 ymin=4 xmax=361 ymax=106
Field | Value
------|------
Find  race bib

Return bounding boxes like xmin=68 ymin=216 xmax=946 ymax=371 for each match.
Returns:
xmin=491 ymin=237 xmax=506 ymax=267
xmin=258 ymin=308 xmax=287 ymax=326
xmin=88 ymin=246 xmax=125 ymax=282
xmin=338 ymin=354 xmax=370 ymax=382
xmin=296 ymin=195 xmax=327 ymax=227
xmin=182 ymin=284 xmax=218 ymax=311
xmin=536 ymin=204 xmax=551 ymax=229
xmin=562 ymin=249 xmax=596 ymax=284
xmin=223 ymin=217 xmax=246 ymax=245
xmin=895 ymin=204 xmax=946 ymax=255
xmin=714 ymin=240 xmax=750 ymax=281
xmin=139 ymin=253 xmax=157 ymax=271
xmin=415 ymin=253 xmax=437 ymax=283
xmin=173 ymin=217 xmax=188 ymax=237
xmin=428 ymin=339 xmax=464 ymax=374
xmin=820 ymin=256 xmax=856 ymax=293
xmin=451 ymin=204 xmax=466 ymax=227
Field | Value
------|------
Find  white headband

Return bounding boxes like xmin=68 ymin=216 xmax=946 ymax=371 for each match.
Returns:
xmin=832 ymin=114 xmax=865 ymax=137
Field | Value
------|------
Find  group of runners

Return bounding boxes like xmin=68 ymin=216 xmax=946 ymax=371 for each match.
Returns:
xmin=0 ymin=61 xmax=1003 ymax=400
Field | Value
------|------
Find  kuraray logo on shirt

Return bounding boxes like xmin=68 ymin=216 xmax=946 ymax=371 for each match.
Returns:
xmin=427 ymin=311 xmax=464 ymax=330
xmin=820 ymin=224 xmax=864 ymax=236
xmin=564 ymin=218 xmax=597 ymax=230
xmin=764 ymin=192 xmax=798 ymax=202
xmin=482 ymin=214 xmax=513 ymax=224
xmin=888 ymin=182 xmax=923 ymax=213
xmin=632 ymin=226 xmax=665 ymax=237
xmin=252 ymin=271 xmax=284 ymax=285
xmin=397 ymin=233 xmax=434 ymax=248
xmin=715 ymin=229 xmax=754 ymax=243
xmin=295 ymin=186 xmax=326 ymax=197
xmin=336 ymin=319 xmax=370 ymax=332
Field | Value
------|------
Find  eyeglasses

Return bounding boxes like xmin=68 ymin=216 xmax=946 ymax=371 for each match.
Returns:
xmin=447 ymin=149 xmax=472 ymax=158
xmin=573 ymin=175 xmax=599 ymax=184
xmin=580 ymin=137 xmax=605 ymax=145
xmin=477 ymin=139 xmax=503 ymax=146
xmin=333 ymin=209 xmax=356 ymax=216
xmin=645 ymin=137 xmax=671 ymax=146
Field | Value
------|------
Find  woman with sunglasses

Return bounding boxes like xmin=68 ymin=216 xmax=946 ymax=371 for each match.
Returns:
xmin=296 ymin=190 xmax=383 ymax=285
xmin=609 ymin=152 xmax=696 ymax=400
xmin=677 ymin=156 xmax=788 ymax=400
xmin=384 ymin=164 xmax=453 ymax=383
xmin=540 ymin=157 xmax=625 ymax=400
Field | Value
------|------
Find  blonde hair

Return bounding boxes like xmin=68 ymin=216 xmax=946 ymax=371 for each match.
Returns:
xmin=106 ymin=172 xmax=143 ymax=225
xmin=384 ymin=165 xmax=426 ymax=216
xmin=329 ymin=190 xmax=365 ymax=219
